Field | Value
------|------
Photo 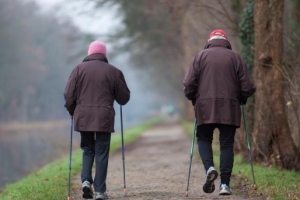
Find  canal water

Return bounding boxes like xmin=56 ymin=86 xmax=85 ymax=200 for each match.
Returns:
xmin=0 ymin=121 xmax=80 ymax=189
xmin=0 ymin=114 xmax=139 ymax=189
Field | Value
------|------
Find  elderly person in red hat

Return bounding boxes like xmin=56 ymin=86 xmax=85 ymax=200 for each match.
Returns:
xmin=64 ymin=41 xmax=130 ymax=200
xmin=183 ymin=29 xmax=255 ymax=195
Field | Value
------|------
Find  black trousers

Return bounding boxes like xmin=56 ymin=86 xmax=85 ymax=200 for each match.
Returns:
xmin=80 ymin=132 xmax=111 ymax=193
xmin=196 ymin=124 xmax=236 ymax=185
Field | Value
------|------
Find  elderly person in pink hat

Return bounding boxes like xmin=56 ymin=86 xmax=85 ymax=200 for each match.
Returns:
xmin=64 ymin=41 xmax=130 ymax=200
xmin=183 ymin=29 xmax=255 ymax=195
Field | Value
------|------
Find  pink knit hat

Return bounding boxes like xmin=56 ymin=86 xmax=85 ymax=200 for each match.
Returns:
xmin=208 ymin=29 xmax=228 ymax=41
xmin=88 ymin=41 xmax=107 ymax=56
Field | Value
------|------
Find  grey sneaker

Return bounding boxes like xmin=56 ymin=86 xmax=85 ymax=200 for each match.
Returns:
xmin=219 ymin=184 xmax=232 ymax=195
xmin=203 ymin=166 xmax=218 ymax=193
xmin=82 ymin=181 xmax=93 ymax=199
xmin=95 ymin=192 xmax=108 ymax=200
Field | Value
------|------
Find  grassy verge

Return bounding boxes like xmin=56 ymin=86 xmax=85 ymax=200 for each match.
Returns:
xmin=182 ymin=121 xmax=300 ymax=200
xmin=233 ymin=156 xmax=300 ymax=200
xmin=0 ymin=118 xmax=162 ymax=200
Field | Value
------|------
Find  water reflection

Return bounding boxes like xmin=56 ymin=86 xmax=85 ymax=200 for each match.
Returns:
xmin=0 ymin=121 xmax=80 ymax=189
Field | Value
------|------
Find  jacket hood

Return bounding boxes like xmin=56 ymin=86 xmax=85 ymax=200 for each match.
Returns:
xmin=83 ymin=53 xmax=108 ymax=63
xmin=204 ymin=39 xmax=232 ymax=50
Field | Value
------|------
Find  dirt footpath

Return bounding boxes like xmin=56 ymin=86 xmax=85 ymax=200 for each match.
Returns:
xmin=71 ymin=119 xmax=263 ymax=200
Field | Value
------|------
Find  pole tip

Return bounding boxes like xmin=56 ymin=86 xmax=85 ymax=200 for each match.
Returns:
xmin=67 ymin=196 xmax=71 ymax=200
xmin=252 ymin=183 xmax=258 ymax=190
xmin=185 ymin=191 xmax=189 ymax=198
xmin=123 ymin=188 xmax=127 ymax=197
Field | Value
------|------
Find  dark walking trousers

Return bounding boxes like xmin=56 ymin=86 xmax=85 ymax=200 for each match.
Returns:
xmin=80 ymin=131 xmax=111 ymax=193
xmin=196 ymin=124 xmax=236 ymax=185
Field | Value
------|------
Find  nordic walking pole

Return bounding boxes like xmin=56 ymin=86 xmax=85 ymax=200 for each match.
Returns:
xmin=67 ymin=117 xmax=74 ymax=200
xmin=241 ymin=105 xmax=257 ymax=189
xmin=120 ymin=105 xmax=127 ymax=196
xmin=185 ymin=119 xmax=197 ymax=197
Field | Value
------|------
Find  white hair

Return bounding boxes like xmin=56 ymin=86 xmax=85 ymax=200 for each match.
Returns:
xmin=208 ymin=36 xmax=227 ymax=41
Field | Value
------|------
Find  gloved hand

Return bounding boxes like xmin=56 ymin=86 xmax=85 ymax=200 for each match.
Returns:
xmin=240 ymin=98 xmax=247 ymax=105
xmin=192 ymin=99 xmax=196 ymax=106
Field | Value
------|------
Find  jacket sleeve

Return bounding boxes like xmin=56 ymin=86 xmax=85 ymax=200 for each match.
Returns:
xmin=114 ymin=70 xmax=130 ymax=105
xmin=183 ymin=53 xmax=201 ymax=101
xmin=237 ymin=57 xmax=256 ymax=104
xmin=63 ymin=67 xmax=78 ymax=115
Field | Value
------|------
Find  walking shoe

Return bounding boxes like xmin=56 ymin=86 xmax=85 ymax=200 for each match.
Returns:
xmin=95 ymin=192 xmax=108 ymax=200
xmin=203 ymin=166 xmax=218 ymax=193
xmin=219 ymin=183 xmax=232 ymax=195
xmin=82 ymin=181 xmax=93 ymax=199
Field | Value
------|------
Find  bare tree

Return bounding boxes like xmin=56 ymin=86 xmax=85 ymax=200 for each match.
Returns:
xmin=283 ymin=0 xmax=300 ymax=151
xmin=252 ymin=0 xmax=300 ymax=170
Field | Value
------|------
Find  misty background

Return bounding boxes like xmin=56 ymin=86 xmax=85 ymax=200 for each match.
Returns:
xmin=1 ymin=0 xmax=300 ymax=190
xmin=0 ymin=0 xmax=168 ymax=124
xmin=0 ymin=0 xmax=174 ymax=188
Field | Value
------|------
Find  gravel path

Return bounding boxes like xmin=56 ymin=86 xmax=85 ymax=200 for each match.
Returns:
xmin=71 ymin=119 xmax=264 ymax=200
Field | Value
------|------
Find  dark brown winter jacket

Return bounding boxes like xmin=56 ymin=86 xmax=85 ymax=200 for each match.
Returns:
xmin=64 ymin=53 xmax=130 ymax=132
xmin=183 ymin=39 xmax=255 ymax=127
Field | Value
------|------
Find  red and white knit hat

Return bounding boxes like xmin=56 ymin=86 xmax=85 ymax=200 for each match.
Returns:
xmin=208 ymin=29 xmax=227 ymax=41
xmin=88 ymin=41 xmax=107 ymax=56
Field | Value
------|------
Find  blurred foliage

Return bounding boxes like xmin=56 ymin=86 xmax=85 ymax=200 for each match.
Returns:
xmin=0 ymin=0 xmax=88 ymax=122
xmin=239 ymin=0 xmax=254 ymax=71
xmin=238 ymin=0 xmax=255 ymax=135
xmin=96 ymin=0 xmax=188 ymax=101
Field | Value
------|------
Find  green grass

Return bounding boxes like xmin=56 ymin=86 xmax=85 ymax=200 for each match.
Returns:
xmin=0 ymin=118 xmax=162 ymax=200
xmin=182 ymin=121 xmax=300 ymax=200
xmin=233 ymin=157 xmax=300 ymax=200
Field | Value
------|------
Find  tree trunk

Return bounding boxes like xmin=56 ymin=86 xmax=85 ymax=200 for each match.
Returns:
xmin=253 ymin=0 xmax=300 ymax=170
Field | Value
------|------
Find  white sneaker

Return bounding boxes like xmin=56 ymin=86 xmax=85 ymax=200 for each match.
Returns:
xmin=82 ymin=181 xmax=93 ymax=199
xmin=219 ymin=183 xmax=232 ymax=195
xmin=95 ymin=192 xmax=108 ymax=200
xmin=203 ymin=166 xmax=218 ymax=193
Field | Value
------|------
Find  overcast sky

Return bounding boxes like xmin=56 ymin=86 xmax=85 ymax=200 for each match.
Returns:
xmin=30 ymin=0 xmax=122 ymax=36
